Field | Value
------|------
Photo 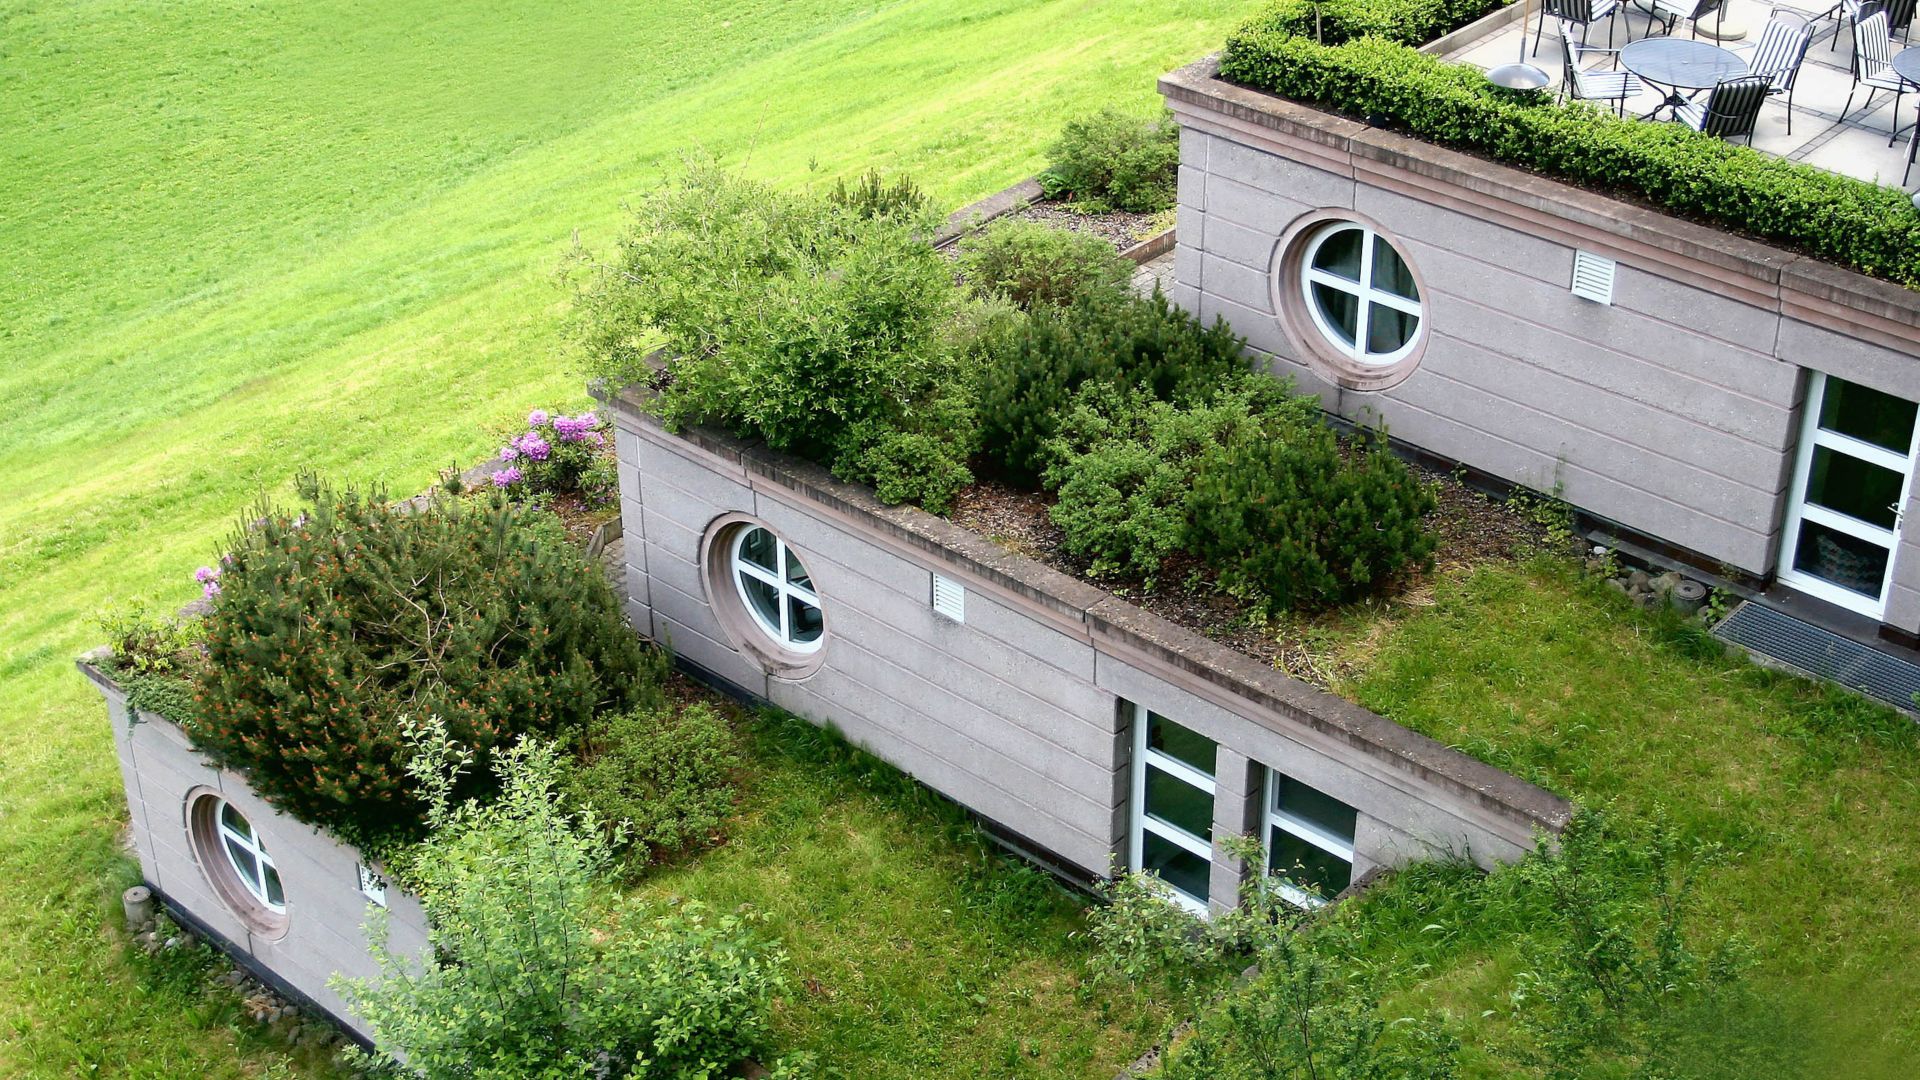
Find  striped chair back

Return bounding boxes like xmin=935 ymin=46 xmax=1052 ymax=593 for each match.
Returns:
xmin=1699 ymin=75 xmax=1772 ymax=139
xmin=1856 ymin=10 xmax=1894 ymax=73
xmin=1888 ymin=0 xmax=1917 ymax=33
xmin=1544 ymin=0 xmax=1602 ymax=23
xmin=1749 ymin=12 xmax=1812 ymax=89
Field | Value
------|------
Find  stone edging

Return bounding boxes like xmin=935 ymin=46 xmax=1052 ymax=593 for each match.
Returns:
xmin=1159 ymin=55 xmax=1920 ymax=357
xmin=604 ymin=384 xmax=1573 ymax=844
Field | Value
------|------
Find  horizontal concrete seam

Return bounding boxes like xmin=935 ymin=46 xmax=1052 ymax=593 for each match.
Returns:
xmin=1431 ymin=282 xmax=1796 ymax=444
xmin=822 ymin=635 xmax=1117 ymax=807
xmin=1088 ymin=630 xmax=1567 ymax=842
xmin=812 ymin=580 xmax=1118 ymax=755
xmin=1413 ymin=361 xmax=1784 ymax=516
xmin=778 ymin=677 xmax=1112 ymax=855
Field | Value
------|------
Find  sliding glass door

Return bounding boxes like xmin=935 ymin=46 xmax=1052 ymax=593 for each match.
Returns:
xmin=1778 ymin=373 xmax=1918 ymax=620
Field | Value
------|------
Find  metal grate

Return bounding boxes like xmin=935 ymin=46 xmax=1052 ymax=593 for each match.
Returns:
xmin=1714 ymin=601 xmax=1920 ymax=713
xmin=1571 ymin=250 xmax=1616 ymax=305
xmin=931 ymin=573 xmax=966 ymax=623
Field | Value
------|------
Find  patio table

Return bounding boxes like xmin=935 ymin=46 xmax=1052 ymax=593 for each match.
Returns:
xmin=1620 ymin=36 xmax=1749 ymax=120
xmin=1895 ymin=45 xmax=1920 ymax=89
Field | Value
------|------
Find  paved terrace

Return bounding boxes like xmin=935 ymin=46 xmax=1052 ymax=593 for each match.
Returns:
xmin=1440 ymin=0 xmax=1920 ymax=192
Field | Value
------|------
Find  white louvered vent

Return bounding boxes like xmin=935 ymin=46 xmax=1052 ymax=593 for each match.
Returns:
xmin=931 ymin=573 xmax=966 ymax=623
xmin=1571 ymin=250 xmax=1616 ymax=305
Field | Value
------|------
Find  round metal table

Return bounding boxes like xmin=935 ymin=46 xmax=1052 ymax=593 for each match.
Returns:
xmin=1894 ymin=46 xmax=1920 ymax=89
xmin=1620 ymin=37 xmax=1749 ymax=120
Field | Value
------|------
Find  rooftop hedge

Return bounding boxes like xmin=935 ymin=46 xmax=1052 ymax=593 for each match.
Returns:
xmin=1219 ymin=4 xmax=1920 ymax=289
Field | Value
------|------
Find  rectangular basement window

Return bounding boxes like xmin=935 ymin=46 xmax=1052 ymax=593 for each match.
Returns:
xmin=1263 ymin=770 xmax=1357 ymax=909
xmin=1129 ymin=703 xmax=1216 ymax=914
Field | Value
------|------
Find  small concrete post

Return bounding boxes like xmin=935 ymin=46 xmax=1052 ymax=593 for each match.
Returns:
xmin=1208 ymin=748 xmax=1263 ymax=917
xmin=122 ymin=885 xmax=155 ymax=929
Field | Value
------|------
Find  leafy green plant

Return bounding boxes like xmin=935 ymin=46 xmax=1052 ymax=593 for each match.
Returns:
xmin=975 ymin=288 xmax=1248 ymax=484
xmin=339 ymin=719 xmax=789 ymax=1080
xmin=1188 ymin=423 xmax=1438 ymax=613
xmin=488 ymin=408 xmax=617 ymax=506
xmin=566 ymin=700 xmax=741 ymax=863
xmin=1039 ymin=108 xmax=1180 ymax=214
xmin=568 ymin=160 xmax=974 ymax=512
xmin=955 ymin=219 xmax=1133 ymax=311
xmin=1218 ymin=28 xmax=1920 ymax=288
xmin=1079 ymin=870 xmax=1235 ymax=993
xmin=190 ymin=476 xmax=649 ymax=844
xmin=1238 ymin=0 xmax=1511 ymax=47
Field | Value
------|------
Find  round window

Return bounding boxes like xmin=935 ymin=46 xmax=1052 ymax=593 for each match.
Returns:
xmin=730 ymin=526 xmax=823 ymax=653
xmin=188 ymin=793 xmax=289 ymax=934
xmin=1299 ymin=221 xmax=1423 ymax=368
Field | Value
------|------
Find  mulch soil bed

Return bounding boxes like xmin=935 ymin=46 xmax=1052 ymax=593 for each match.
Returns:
xmin=1001 ymin=200 xmax=1168 ymax=252
xmin=951 ymin=463 xmax=1558 ymax=691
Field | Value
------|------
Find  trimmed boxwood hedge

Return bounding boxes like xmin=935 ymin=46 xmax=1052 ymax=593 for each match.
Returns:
xmin=1219 ymin=12 xmax=1920 ymax=289
xmin=1239 ymin=0 xmax=1510 ymax=47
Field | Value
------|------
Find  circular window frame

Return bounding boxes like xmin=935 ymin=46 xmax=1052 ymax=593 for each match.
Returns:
xmin=185 ymin=790 xmax=290 ymax=938
xmin=701 ymin=515 xmax=829 ymax=679
xmin=1270 ymin=211 xmax=1430 ymax=393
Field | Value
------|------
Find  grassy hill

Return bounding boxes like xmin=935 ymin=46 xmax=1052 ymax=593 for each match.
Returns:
xmin=0 ymin=2 xmax=1264 ymax=1073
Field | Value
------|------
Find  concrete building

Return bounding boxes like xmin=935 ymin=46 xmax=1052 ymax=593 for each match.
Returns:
xmin=1159 ymin=53 xmax=1920 ymax=658
xmin=78 ymin=656 xmax=425 ymax=1045
xmin=604 ymin=391 xmax=1570 ymax=916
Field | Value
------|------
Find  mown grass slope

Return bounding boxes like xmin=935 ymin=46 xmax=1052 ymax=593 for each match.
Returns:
xmin=0 ymin=2 xmax=1263 ymax=1073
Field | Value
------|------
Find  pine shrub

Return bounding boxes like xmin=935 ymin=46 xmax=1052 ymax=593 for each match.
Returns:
xmin=956 ymin=219 xmax=1133 ymax=311
xmin=1188 ymin=425 xmax=1438 ymax=613
xmin=191 ymin=477 xmax=649 ymax=843
xmin=1040 ymin=108 xmax=1181 ymax=214
xmin=1042 ymin=377 xmax=1310 ymax=582
xmin=976 ymin=288 xmax=1249 ymax=484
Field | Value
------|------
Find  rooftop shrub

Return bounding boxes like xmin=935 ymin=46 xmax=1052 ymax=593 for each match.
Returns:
xmin=488 ymin=407 xmax=615 ymax=504
xmin=566 ymin=698 xmax=742 ymax=865
xmin=1219 ymin=21 xmax=1920 ymax=288
xmin=339 ymin=722 xmax=789 ymax=1079
xmin=1237 ymin=0 xmax=1508 ymax=47
xmin=568 ymin=160 xmax=976 ymax=513
xmin=190 ymin=477 xmax=648 ymax=844
xmin=1040 ymin=108 xmax=1180 ymax=214
xmin=956 ymin=218 xmax=1135 ymax=311
xmin=1188 ymin=419 xmax=1438 ymax=612
xmin=975 ymin=286 xmax=1250 ymax=485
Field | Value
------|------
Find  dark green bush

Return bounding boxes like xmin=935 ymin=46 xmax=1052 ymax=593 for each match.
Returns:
xmin=569 ymin=160 xmax=975 ymax=511
xmin=956 ymin=219 xmax=1133 ymax=311
xmin=1042 ymin=377 xmax=1312 ymax=582
xmin=1040 ymin=108 xmax=1180 ymax=213
xmin=1219 ymin=29 xmax=1920 ymax=288
xmin=566 ymin=701 xmax=741 ymax=863
xmin=191 ymin=478 xmax=650 ymax=843
xmin=1238 ymin=0 xmax=1509 ymax=47
xmin=1188 ymin=423 xmax=1437 ymax=612
xmin=976 ymin=288 xmax=1250 ymax=484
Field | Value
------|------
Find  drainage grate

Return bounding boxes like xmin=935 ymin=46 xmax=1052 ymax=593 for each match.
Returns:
xmin=1714 ymin=602 xmax=1920 ymax=714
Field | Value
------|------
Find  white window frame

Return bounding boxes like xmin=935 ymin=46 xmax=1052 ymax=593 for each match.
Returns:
xmin=730 ymin=527 xmax=824 ymax=653
xmin=1299 ymin=222 xmax=1424 ymax=369
xmin=1778 ymin=372 xmax=1918 ymax=621
xmin=1128 ymin=703 xmax=1215 ymax=916
xmin=1262 ymin=769 xmax=1356 ymax=911
xmin=215 ymin=800 xmax=285 ymax=914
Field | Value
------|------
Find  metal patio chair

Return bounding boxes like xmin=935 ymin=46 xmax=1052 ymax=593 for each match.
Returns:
xmin=1843 ymin=10 xmax=1909 ymax=143
xmin=1558 ymin=20 xmax=1646 ymax=114
xmin=1674 ymin=74 xmax=1772 ymax=143
xmin=1646 ymin=0 xmax=1723 ymax=38
xmin=1827 ymin=0 xmax=1913 ymax=51
xmin=1731 ymin=10 xmax=1814 ymax=133
xmin=1536 ymin=0 xmax=1624 ymax=56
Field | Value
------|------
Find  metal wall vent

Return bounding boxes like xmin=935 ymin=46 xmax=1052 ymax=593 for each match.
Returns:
xmin=1714 ymin=601 xmax=1920 ymax=714
xmin=1571 ymin=250 xmax=1616 ymax=305
xmin=932 ymin=573 xmax=966 ymax=623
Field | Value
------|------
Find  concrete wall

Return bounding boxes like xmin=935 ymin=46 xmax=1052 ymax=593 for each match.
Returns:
xmin=608 ymin=395 xmax=1569 ymax=912
xmin=1162 ymin=57 xmax=1920 ymax=635
xmin=79 ymin=660 xmax=426 ymax=1044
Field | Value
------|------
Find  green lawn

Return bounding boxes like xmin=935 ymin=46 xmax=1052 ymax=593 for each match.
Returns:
xmin=1341 ymin=560 xmax=1920 ymax=1077
xmin=0 ymin=2 xmax=1265 ymax=1074
xmin=638 ymin=712 xmax=1173 ymax=1080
